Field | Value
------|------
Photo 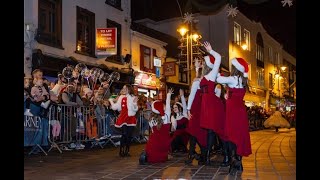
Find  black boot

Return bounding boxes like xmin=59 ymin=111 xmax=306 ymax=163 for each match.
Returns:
xmin=198 ymin=146 xmax=207 ymax=165
xmin=220 ymin=141 xmax=230 ymax=167
xmin=119 ymin=145 xmax=125 ymax=157
xmin=236 ymin=155 xmax=243 ymax=172
xmin=124 ymin=145 xmax=131 ymax=157
xmin=205 ymin=150 xmax=212 ymax=165
xmin=119 ymin=135 xmax=126 ymax=157
xmin=228 ymin=143 xmax=241 ymax=176
xmin=185 ymin=136 xmax=199 ymax=164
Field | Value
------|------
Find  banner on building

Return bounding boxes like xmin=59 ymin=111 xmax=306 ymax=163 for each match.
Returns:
xmin=96 ymin=28 xmax=117 ymax=55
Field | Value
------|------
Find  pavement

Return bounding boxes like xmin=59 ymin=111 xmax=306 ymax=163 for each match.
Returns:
xmin=24 ymin=128 xmax=296 ymax=180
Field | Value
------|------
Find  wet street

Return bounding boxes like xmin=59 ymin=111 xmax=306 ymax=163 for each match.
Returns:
xmin=24 ymin=128 xmax=296 ymax=180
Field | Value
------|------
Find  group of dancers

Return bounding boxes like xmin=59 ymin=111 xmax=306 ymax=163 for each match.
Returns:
xmin=110 ymin=40 xmax=252 ymax=175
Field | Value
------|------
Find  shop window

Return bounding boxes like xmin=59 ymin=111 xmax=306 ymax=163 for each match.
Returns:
xmin=37 ymin=0 xmax=63 ymax=48
xmin=140 ymin=45 xmax=156 ymax=73
xmin=76 ymin=6 xmax=95 ymax=57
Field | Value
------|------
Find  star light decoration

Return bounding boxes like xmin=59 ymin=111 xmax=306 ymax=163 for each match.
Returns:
xmin=281 ymin=0 xmax=293 ymax=7
xmin=226 ymin=4 xmax=239 ymax=17
xmin=183 ymin=12 xmax=194 ymax=24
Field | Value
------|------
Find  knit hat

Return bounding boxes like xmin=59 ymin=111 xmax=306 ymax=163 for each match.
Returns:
xmin=204 ymin=55 xmax=215 ymax=68
xmin=231 ymin=57 xmax=249 ymax=77
xmin=151 ymin=100 xmax=164 ymax=116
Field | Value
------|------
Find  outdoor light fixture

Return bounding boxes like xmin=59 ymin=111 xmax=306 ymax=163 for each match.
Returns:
xmin=232 ymin=40 xmax=248 ymax=51
xmin=177 ymin=23 xmax=202 ymax=85
xmin=177 ymin=26 xmax=189 ymax=37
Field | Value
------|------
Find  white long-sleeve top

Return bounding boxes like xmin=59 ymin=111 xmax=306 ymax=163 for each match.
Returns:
xmin=171 ymin=94 xmax=188 ymax=131
xmin=204 ymin=49 xmax=222 ymax=82
xmin=187 ymin=78 xmax=201 ymax=110
xmin=216 ymin=75 xmax=244 ymax=88
xmin=109 ymin=94 xmax=138 ymax=116
xmin=148 ymin=92 xmax=172 ymax=128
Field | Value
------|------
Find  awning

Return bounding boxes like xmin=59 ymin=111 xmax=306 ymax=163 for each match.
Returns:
xmin=32 ymin=49 xmax=77 ymax=77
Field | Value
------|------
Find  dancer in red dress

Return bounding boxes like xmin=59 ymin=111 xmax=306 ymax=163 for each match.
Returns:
xmin=109 ymin=84 xmax=138 ymax=157
xmin=170 ymin=89 xmax=189 ymax=154
xmin=199 ymin=41 xmax=225 ymax=165
xmin=139 ymin=89 xmax=173 ymax=164
xmin=216 ymin=57 xmax=252 ymax=175
xmin=185 ymin=58 xmax=207 ymax=165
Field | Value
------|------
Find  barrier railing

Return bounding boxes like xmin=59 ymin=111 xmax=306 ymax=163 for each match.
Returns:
xmin=46 ymin=104 xmax=151 ymax=153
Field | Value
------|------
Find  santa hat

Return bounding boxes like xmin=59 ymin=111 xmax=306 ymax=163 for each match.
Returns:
xmin=231 ymin=57 xmax=249 ymax=77
xmin=151 ymin=100 xmax=165 ymax=116
xmin=204 ymin=55 xmax=215 ymax=69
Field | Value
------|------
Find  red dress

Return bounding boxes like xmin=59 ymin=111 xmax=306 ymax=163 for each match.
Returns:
xmin=145 ymin=124 xmax=171 ymax=163
xmin=114 ymin=97 xmax=137 ymax=128
xmin=186 ymin=89 xmax=207 ymax=147
xmin=171 ymin=117 xmax=189 ymax=148
xmin=199 ymin=78 xmax=225 ymax=138
xmin=225 ymin=88 xmax=252 ymax=157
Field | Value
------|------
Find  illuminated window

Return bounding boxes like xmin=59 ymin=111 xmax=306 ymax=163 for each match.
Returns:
xmin=243 ymin=29 xmax=250 ymax=51
xmin=76 ymin=6 xmax=95 ymax=56
xmin=257 ymin=67 xmax=265 ymax=87
xmin=269 ymin=73 xmax=273 ymax=89
xmin=234 ymin=22 xmax=241 ymax=45
xmin=268 ymin=47 xmax=273 ymax=63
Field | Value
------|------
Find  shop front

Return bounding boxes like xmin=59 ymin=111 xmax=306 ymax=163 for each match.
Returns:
xmin=244 ymin=87 xmax=267 ymax=109
xmin=133 ymin=71 xmax=166 ymax=101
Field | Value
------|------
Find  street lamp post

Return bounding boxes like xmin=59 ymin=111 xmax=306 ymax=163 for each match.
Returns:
xmin=274 ymin=65 xmax=287 ymax=109
xmin=177 ymin=21 xmax=202 ymax=85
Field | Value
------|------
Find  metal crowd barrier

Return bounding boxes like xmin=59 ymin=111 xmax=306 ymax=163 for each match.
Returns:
xmin=41 ymin=104 xmax=153 ymax=154
xmin=47 ymin=104 xmax=122 ymax=153
xmin=133 ymin=109 xmax=151 ymax=143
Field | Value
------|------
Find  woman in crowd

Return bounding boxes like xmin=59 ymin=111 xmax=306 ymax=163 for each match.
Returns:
xmin=109 ymin=84 xmax=138 ymax=157
xmin=216 ymin=57 xmax=252 ymax=175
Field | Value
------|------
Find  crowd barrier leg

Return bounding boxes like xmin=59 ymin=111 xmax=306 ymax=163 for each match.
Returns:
xmin=28 ymin=144 xmax=48 ymax=156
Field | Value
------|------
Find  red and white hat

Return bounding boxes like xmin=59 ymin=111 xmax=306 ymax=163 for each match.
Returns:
xmin=151 ymin=100 xmax=165 ymax=116
xmin=204 ymin=55 xmax=215 ymax=69
xmin=231 ymin=57 xmax=249 ymax=77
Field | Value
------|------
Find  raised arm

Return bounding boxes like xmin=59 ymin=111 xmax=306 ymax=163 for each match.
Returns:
xmin=165 ymin=89 xmax=173 ymax=117
xmin=180 ymin=89 xmax=187 ymax=117
xmin=203 ymin=41 xmax=221 ymax=81
xmin=187 ymin=80 xmax=200 ymax=111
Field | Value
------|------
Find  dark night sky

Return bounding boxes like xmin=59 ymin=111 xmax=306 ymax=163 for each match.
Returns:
xmin=131 ymin=0 xmax=296 ymax=58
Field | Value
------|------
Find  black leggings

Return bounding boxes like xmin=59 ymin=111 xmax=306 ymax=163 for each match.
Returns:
xmin=207 ymin=129 xmax=217 ymax=152
xmin=120 ymin=125 xmax=134 ymax=147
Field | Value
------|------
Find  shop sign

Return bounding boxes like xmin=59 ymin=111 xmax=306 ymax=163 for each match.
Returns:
xmin=154 ymin=57 xmax=161 ymax=67
xmin=134 ymin=72 xmax=160 ymax=88
xmin=163 ymin=62 xmax=176 ymax=76
xmin=96 ymin=28 xmax=117 ymax=55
